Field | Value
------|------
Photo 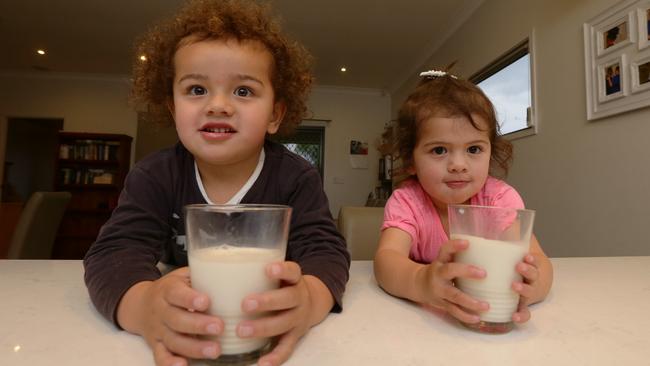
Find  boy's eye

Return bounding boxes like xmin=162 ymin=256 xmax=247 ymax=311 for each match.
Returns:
xmin=234 ymin=87 xmax=253 ymax=97
xmin=431 ymin=147 xmax=447 ymax=155
xmin=467 ymin=146 xmax=482 ymax=154
xmin=188 ymin=85 xmax=207 ymax=96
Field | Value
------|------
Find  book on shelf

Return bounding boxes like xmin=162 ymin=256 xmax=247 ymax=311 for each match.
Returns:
xmin=58 ymin=139 xmax=121 ymax=161
xmin=59 ymin=168 xmax=114 ymax=185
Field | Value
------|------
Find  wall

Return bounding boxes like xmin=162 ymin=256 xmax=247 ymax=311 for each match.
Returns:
xmin=391 ymin=0 xmax=650 ymax=257
xmin=306 ymin=86 xmax=391 ymax=216
xmin=0 ymin=72 xmax=391 ymax=216
xmin=0 ymin=72 xmax=138 ymax=165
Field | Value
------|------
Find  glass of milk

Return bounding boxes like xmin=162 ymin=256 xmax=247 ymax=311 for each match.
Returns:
xmin=185 ymin=204 xmax=291 ymax=364
xmin=448 ymin=204 xmax=535 ymax=334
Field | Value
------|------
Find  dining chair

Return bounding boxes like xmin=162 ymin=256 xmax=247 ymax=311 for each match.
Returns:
xmin=7 ymin=191 xmax=72 ymax=259
xmin=337 ymin=206 xmax=384 ymax=260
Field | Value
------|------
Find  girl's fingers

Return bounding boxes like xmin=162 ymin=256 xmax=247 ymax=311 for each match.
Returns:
xmin=153 ymin=340 xmax=187 ymax=366
xmin=161 ymin=325 xmax=221 ymax=360
xmin=442 ymin=285 xmax=489 ymax=313
xmin=516 ymin=261 xmax=539 ymax=283
xmin=512 ymin=305 xmax=531 ymax=323
xmin=512 ymin=281 xmax=536 ymax=300
xmin=437 ymin=239 xmax=469 ymax=263
xmin=162 ymin=305 xmax=223 ymax=336
xmin=438 ymin=262 xmax=486 ymax=282
xmin=445 ymin=302 xmax=481 ymax=324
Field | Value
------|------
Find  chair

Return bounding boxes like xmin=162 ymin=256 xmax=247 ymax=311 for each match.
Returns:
xmin=337 ymin=206 xmax=384 ymax=260
xmin=7 ymin=191 xmax=72 ymax=259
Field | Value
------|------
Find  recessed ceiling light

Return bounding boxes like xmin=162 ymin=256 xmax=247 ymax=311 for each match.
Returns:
xmin=340 ymin=67 xmax=347 ymax=72
xmin=139 ymin=55 xmax=147 ymax=61
xmin=36 ymin=49 xmax=45 ymax=55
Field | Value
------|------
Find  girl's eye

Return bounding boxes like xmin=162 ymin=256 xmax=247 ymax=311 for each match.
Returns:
xmin=467 ymin=146 xmax=483 ymax=154
xmin=188 ymin=85 xmax=206 ymax=96
xmin=234 ymin=87 xmax=252 ymax=97
xmin=431 ymin=147 xmax=447 ymax=155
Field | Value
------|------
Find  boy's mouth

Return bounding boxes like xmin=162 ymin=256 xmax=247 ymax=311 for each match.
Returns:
xmin=199 ymin=123 xmax=237 ymax=139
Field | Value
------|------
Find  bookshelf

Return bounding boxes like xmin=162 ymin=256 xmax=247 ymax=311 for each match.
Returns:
xmin=53 ymin=132 xmax=132 ymax=259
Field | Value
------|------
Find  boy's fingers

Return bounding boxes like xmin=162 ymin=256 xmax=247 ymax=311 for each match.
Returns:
xmin=163 ymin=279 xmax=210 ymax=312
xmin=153 ymin=341 xmax=187 ymax=366
xmin=237 ymin=308 xmax=296 ymax=338
xmin=257 ymin=331 xmax=300 ymax=366
xmin=242 ymin=286 xmax=300 ymax=313
xmin=517 ymin=262 xmax=539 ymax=283
xmin=162 ymin=305 xmax=223 ymax=336
xmin=266 ymin=261 xmax=302 ymax=284
xmin=161 ymin=326 xmax=221 ymax=360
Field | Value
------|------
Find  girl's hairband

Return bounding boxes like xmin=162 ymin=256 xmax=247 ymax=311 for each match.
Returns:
xmin=419 ymin=70 xmax=457 ymax=79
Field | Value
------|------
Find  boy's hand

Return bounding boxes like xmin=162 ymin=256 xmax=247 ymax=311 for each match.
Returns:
xmin=511 ymin=254 xmax=541 ymax=323
xmin=236 ymin=261 xmax=332 ymax=366
xmin=418 ymin=239 xmax=489 ymax=324
xmin=118 ymin=267 xmax=225 ymax=366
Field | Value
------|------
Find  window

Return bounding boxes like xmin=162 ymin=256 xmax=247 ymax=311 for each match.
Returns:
xmin=470 ymin=39 xmax=536 ymax=138
xmin=270 ymin=126 xmax=325 ymax=178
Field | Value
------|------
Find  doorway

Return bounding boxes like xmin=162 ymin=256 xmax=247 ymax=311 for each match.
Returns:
xmin=1 ymin=117 xmax=63 ymax=203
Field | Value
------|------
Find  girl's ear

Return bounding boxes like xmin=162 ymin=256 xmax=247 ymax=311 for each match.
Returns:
xmin=267 ymin=101 xmax=286 ymax=135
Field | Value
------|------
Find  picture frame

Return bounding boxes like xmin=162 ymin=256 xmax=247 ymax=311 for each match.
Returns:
xmin=637 ymin=6 xmax=650 ymax=49
xmin=597 ymin=55 xmax=627 ymax=102
xmin=631 ymin=54 xmax=650 ymax=93
xmin=596 ymin=11 xmax=636 ymax=56
xmin=584 ymin=0 xmax=650 ymax=120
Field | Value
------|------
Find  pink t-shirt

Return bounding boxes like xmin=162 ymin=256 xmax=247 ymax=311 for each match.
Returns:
xmin=382 ymin=176 xmax=524 ymax=263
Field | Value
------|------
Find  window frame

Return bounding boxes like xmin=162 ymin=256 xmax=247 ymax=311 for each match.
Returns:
xmin=469 ymin=36 xmax=538 ymax=140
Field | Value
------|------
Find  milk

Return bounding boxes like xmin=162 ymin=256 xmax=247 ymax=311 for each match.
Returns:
xmin=451 ymin=234 xmax=528 ymax=323
xmin=188 ymin=245 xmax=284 ymax=355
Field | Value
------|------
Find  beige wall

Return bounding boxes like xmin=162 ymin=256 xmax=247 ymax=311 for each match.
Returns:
xmin=308 ymin=86 xmax=391 ymax=216
xmin=0 ymin=72 xmax=391 ymax=216
xmin=392 ymin=0 xmax=650 ymax=257
xmin=0 ymin=72 xmax=138 ymax=165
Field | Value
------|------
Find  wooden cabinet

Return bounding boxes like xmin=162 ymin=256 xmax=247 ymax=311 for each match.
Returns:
xmin=53 ymin=132 xmax=132 ymax=259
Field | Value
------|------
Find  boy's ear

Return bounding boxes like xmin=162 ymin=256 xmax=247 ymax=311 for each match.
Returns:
xmin=267 ymin=101 xmax=286 ymax=134
xmin=166 ymin=98 xmax=175 ymax=118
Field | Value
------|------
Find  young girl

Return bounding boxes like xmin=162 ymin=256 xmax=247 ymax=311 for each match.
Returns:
xmin=374 ymin=70 xmax=553 ymax=327
xmin=83 ymin=1 xmax=349 ymax=366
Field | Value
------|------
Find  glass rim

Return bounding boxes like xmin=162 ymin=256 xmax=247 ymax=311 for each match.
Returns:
xmin=447 ymin=204 xmax=535 ymax=215
xmin=184 ymin=203 xmax=291 ymax=213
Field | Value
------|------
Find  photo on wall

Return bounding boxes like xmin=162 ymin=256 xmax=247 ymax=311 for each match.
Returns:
xmin=584 ymin=0 xmax=650 ymax=120
xmin=603 ymin=20 xmax=629 ymax=49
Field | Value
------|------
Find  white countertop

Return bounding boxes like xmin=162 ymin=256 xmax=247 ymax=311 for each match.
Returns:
xmin=1 ymin=258 xmax=650 ymax=365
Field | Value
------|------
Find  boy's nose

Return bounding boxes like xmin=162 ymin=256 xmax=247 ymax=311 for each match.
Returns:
xmin=206 ymin=93 xmax=234 ymax=116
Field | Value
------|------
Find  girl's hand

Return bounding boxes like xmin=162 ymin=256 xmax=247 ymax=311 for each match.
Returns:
xmin=511 ymin=254 xmax=540 ymax=323
xmin=418 ymin=239 xmax=490 ymax=324
xmin=118 ymin=267 xmax=225 ymax=366
xmin=236 ymin=261 xmax=330 ymax=366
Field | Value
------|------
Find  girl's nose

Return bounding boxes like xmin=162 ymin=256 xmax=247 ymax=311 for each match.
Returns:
xmin=448 ymin=153 xmax=468 ymax=173
xmin=206 ymin=93 xmax=234 ymax=116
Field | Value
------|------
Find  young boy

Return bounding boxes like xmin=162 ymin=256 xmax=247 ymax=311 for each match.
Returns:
xmin=83 ymin=1 xmax=350 ymax=365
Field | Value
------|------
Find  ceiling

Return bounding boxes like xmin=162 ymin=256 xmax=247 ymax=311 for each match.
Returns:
xmin=0 ymin=0 xmax=483 ymax=92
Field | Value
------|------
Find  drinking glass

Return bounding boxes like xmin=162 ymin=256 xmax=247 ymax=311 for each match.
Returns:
xmin=448 ymin=204 xmax=535 ymax=333
xmin=185 ymin=204 xmax=291 ymax=364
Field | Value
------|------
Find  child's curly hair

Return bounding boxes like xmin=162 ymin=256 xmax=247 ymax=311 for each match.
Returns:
xmin=393 ymin=72 xmax=513 ymax=179
xmin=131 ymin=0 xmax=313 ymax=136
